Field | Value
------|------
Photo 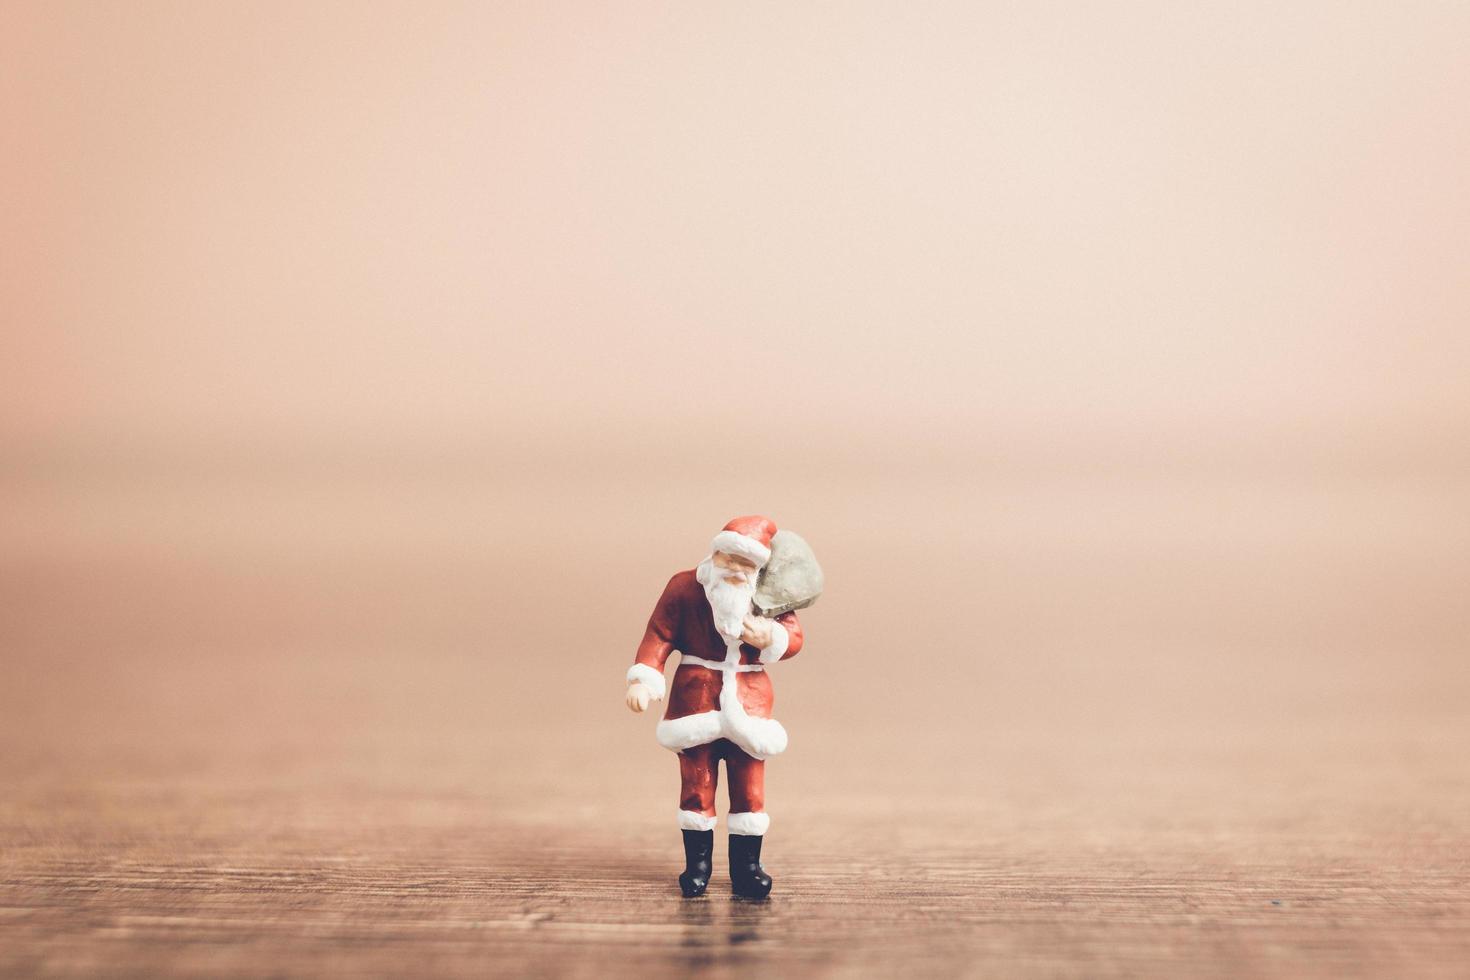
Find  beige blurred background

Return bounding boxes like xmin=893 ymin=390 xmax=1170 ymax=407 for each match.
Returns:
xmin=2 ymin=2 xmax=1468 ymax=976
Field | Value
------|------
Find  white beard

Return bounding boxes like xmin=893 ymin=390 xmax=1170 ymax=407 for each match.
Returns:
xmin=696 ymin=556 xmax=757 ymax=642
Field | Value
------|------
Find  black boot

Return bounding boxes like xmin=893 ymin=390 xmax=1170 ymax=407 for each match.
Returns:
xmin=728 ymin=834 xmax=773 ymax=898
xmin=678 ymin=829 xmax=713 ymax=897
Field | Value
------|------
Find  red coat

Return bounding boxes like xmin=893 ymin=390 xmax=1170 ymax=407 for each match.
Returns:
xmin=628 ymin=569 xmax=804 ymax=760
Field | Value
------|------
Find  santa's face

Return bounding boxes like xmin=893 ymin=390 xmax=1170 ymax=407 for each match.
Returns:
xmin=711 ymin=549 xmax=759 ymax=585
xmin=697 ymin=550 xmax=761 ymax=641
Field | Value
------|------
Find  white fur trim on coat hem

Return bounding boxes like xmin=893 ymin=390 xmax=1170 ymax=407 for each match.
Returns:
xmin=709 ymin=530 xmax=771 ymax=567
xmin=656 ymin=710 xmax=788 ymax=760
xmin=757 ymin=622 xmax=789 ymax=664
xmin=657 ymin=711 xmax=724 ymax=752
xmin=626 ymin=662 xmax=666 ymax=700
xmin=678 ymin=810 xmax=717 ymax=831
xmin=727 ymin=713 xmax=788 ymax=759
xmin=727 ymin=811 xmax=770 ymax=836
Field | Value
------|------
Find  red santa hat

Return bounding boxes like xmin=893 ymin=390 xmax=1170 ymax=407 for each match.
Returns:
xmin=709 ymin=515 xmax=777 ymax=568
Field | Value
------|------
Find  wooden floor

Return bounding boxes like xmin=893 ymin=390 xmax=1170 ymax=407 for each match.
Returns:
xmin=2 ymin=639 xmax=1466 ymax=979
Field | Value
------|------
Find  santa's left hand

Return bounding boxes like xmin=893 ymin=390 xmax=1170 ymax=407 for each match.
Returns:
xmin=740 ymin=615 xmax=775 ymax=648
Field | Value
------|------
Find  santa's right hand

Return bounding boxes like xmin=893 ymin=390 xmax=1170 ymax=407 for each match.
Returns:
xmin=625 ymin=681 xmax=655 ymax=713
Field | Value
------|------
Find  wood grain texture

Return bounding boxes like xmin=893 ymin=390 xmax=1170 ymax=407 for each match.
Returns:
xmin=2 ymin=639 xmax=1466 ymax=979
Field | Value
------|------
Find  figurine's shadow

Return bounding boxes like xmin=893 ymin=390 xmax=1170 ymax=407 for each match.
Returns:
xmin=525 ymin=838 xmax=782 ymax=920
xmin=723 ymin=893 xmax=774 ymax=943
xmin=673 ymin=888 xmax=776 ymax=966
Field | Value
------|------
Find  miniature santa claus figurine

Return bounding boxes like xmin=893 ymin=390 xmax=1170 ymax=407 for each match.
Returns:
xmin=624 ymin=515 xmax=805 ymax=898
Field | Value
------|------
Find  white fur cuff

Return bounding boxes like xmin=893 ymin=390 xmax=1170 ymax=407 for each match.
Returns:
xmin=727 ymin=811 xmax=770 ymax=836
xmin=626 ymin=662 xmax=666 ymax=700
xmin=678 ymin=810 xmax=717 ymax=831
xmin=757 ymin=622 xmax=789 ymax=664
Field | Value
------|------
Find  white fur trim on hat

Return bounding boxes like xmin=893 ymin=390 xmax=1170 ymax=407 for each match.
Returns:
xmin=710 ymin=529 xmax=772 ymax=567
xmin=727 ymin=811 xmax=770 ymax=836
xmin=757 ymin=621 xmax=789 ymax=664
xmin=679 ymin=810 xmax=717 ymax=831
xmin=626 ymin=662 xmax=666 ymax=700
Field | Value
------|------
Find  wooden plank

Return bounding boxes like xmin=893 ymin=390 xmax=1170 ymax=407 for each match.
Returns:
xmin=1 ymin=644 xmax=1465 ymax=979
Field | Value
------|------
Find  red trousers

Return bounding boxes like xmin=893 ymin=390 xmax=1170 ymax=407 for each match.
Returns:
xmin=678 ymin=738 xmax=764 ymax=817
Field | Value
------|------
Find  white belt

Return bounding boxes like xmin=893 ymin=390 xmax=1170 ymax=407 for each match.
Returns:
xmin=679 ymin=654 xmax=765 ymax=673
